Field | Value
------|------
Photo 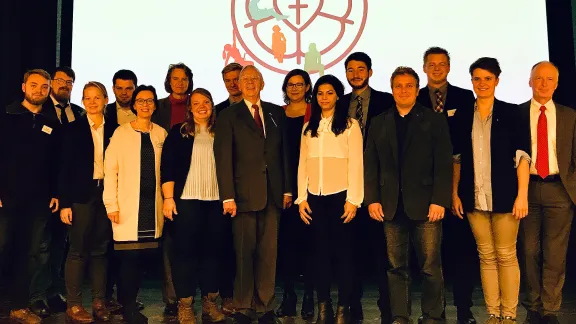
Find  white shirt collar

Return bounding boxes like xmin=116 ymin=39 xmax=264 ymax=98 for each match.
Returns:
xmin=87 ymin=115 xmax=105 ymax=128
xmin=530 ymin=98 xmax=555 ymax=112
xmin=51 ymin=94 xmax=69 ymax=107
xmin=244 ymin=98 xmax=262 ymax=109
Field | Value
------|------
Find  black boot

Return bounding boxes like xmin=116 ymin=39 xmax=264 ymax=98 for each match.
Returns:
xmin=316 ymin=301 xmax=334 ymax=324
xmin=301 ymin=291 xmax=315 ymax=320
xmin=349 ymin=301 xmax=363 ymax=324
xmin=123 ymin=305 xmax=148 ymax=324
xmin=335 ymin=305 xmax=350 ymax=324
xmin=276 ymin=291 xmax=297 ymax=317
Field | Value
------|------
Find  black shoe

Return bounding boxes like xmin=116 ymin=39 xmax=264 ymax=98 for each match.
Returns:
xmin=301 ymin=291 xmax=315 ymax=320
xmin=335 ymin=305 xmax=350 ymax=324
xmin=349 ymin=302 xmax=363 ymax=324
xmin=29 ymin=300 xmax=50 ymax=318
xmin=417 ymin=315 xmax=423 ymax=324
xmin=276 ymin=291 xmax=297 ymax=317
xmin=541 ymin=314 xmax=559 ymax=324
xmin=123 ymin=308 xmax=148 ymax=324
xmin=259 ymin=311 xmax=282 ymax=324
xmin=164 ymin=301 xmax=178 ymax=316
xmin=525 ymin=310 xmax=541 ymax=324
xmin=457 ymin=309 xmax=477 ymax=324
xmin=136 ymin=300 xmax=145 ymax=310
xmin=47 ymin=294 xmax=67 ymax=313
xmin=391 ymin=316 xmax=410 ymax=324
xmin=316 ymin=301 xmax=334 ymax=324
xmin=227 ymin=313 xmax=252 ymax=324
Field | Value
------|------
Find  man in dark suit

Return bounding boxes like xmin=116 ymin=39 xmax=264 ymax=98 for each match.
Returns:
xmin=154 ymin=63 xmax=193 ymax=132
xmin=215 ymin=65 xmax=291 ymax=324
xmin=416 ymin=47 xmax=477 ymax=324
xmin=105 ymin=69 xmax=137 ymax=127
xmin=519 ymin=61 xmax=576 ymax=324
xmin=214 ymin=62 xmax=244 ymax=116
xmin=341 ymin=51 xmax=394 ymax=324
xmin=364 ymin=67 xmax=452 ymax=324
xmin=42 ymin=67 xmax=84 ymax=125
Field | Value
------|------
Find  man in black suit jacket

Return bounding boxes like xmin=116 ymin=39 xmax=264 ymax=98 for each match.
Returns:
xmin=43 ymin=67 xmax=84 ymax=125
xmin=518 ymin=61 xmax=576 ymax=324
xmin=364 ymin=67 xmax=452 ymax=324
xmin=105 ymin=69 xmax=138 ymax=127
xmin=214 ymin=62 xmax=244 ymax=116
xmin=416 ymin=47 xmax=477 ymax=324
xmin=341 ymin=52 xmax=394 ymax=324
xmin=215 ymin=65 xmax=291 ymax=324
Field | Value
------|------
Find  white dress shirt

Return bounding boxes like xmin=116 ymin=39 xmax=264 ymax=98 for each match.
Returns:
xmin=244 ymin=98 xmax=266 ymax=137
xmin=116 ymin=102 xmax=137 ymax=125
xmin=87 ymin=116 xmax=105 ymax=179
xmin=51 ymin=95 xmax=76 ymax=123
xmin=295 ymin=117 xmax=364 ymax=207
xmin=530 ymin=98 xmax=559 ymax=175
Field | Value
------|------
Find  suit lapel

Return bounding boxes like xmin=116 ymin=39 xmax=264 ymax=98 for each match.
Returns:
xmin=419 ymin=86 xmax=433 ymax=109
xmin=556 ymin=104 xmax=567 ymax=168
xmin=262 ymin=102 xmax=276 ymax=139
xmin=384 ymin=111 xmax=398 ymax=167
xmin=402 ymin=105 xmax=423 ymax=157
xmin=237 ymin=101 xmax=263 ymax=136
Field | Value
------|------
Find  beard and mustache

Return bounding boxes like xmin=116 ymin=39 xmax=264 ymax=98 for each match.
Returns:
xmin=349 ymin=78 xmax=369 ymax=90
xmin=25 ymin=92 xmax=49 ymax=105
xmin=52 ymin=87 xmax=71 ymax=103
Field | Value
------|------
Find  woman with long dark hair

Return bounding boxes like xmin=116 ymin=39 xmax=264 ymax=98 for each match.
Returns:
xmin=276 ymin=69 xmax=315 ymax=320
xmin=296 ymin=75 xmax=363 ymax=324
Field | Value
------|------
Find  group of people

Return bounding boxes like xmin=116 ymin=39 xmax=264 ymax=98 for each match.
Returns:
xmin=0 ymin=47 xmax=572 ymax=324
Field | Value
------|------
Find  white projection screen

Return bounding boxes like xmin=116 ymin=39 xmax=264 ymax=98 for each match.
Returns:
xmin=71 ymin=0 xmax=549 ymax=105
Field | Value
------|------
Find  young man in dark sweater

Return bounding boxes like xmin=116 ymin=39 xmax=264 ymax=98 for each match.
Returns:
xmin=0 ymin=69 xmax=61 ymax=324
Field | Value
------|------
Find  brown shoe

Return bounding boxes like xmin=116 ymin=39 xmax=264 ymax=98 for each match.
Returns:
xmin=221 ymin=297 xmax=236 ymax=316
xmin=178 ymin=297 xmax=196 ymax=324
xmin=203 ymin=293 xmax=227 ymax=322
xmin=9 ymin=308 xmax=42 ymax=324
xmin=105 ymin=298 xmax=122 ymax=313
xmin=92 ymin=299 xmax=111 ymax=321
xmin=66 ymin=305 xmax=94 ymax=323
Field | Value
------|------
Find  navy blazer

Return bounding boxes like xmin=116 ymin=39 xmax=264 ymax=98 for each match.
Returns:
xmin=160 ymin=123 xmax=196 ymax=200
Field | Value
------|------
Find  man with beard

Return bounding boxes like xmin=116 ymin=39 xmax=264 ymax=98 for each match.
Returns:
xmin=0 ymin=69 xmax=61 ymax=323
xmin=214 ymin=63 xmax=244 ymax=116
xmin=43 ymin=67 xmax=84 ymax=124
xmin=105 ymin=69 xmax=138 ymax=126
xmin=341 ymin=51 xmax=394 ymax=324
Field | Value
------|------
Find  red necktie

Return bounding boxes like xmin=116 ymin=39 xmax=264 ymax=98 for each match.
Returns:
xmin=252 ymin=104 xmax=264 ymax=134
xmin=536 ymin=105 xmax=549 ymax=178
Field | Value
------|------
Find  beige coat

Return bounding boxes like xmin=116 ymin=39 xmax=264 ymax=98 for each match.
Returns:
xmin=103 ymin=123 xmax=168 ymax=242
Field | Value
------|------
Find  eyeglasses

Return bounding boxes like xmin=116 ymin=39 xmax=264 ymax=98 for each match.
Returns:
xmin=287 ymin=82 xmax=304 ymax=89
xmin=135 ymin=98 xmax=155 ymax=105
xmin=53 ymin=78 xmax=74 ymax=86
xmin=241 ymin=76 xmax=260 ymax=83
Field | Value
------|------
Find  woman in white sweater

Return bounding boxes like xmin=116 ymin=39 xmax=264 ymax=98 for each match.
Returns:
xmin=103 ymin=85 xmax=168 ymax=324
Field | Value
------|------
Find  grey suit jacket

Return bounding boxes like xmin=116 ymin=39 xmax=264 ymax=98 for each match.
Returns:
xmin=521 ymin=101 xmax=576 ymax=204
xmin=153 ymin=97 xmax=172 ymax=133
xmin=214 ymin=100 xmax=291 ymax=212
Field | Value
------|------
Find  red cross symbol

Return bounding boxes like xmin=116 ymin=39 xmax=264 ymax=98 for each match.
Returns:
xmin=288 ymin=0 xmax=309 ymax=25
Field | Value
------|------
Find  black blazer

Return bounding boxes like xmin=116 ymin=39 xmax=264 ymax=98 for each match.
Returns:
xmin=43 ymin=99 xmax=84 ymax=124
xmin=214 ymin=100 xmax=291 ymax=212
xmin=154 ymin=97 xmax=172 ymax=133
xmin=342 ymin=87 xmax=394 ymax=146
xmin=519 ymin=101 xmax=576 ymax=204
xmin=160 ymin=123 xmax=196 ymax=200
xmin=58 ymin=115 xmax=117 ymax=208
xmin=417 ymin=83 xmax=475 ymax=141
xmin=214 ymin=99 xmax=231 ymax=116
xmin=105 ymin=102 xmax=119 ymax=126
xmin=364 ymin=103 xmax=453 ymax=220
xmin=453 ymin=99 xmax=529 ymax=213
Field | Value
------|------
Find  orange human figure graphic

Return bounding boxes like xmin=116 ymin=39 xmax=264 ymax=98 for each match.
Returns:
xmin=222 ymin=30 xmax=254 ymax=66
xmin=271 ymin=25 xmax=286 ymax=63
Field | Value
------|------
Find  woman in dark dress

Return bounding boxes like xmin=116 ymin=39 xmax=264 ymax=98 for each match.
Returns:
xmin=103 ymin=85 xmax=168 ymax=324
xmin=276 ymin=69 xmax=315 ymax=320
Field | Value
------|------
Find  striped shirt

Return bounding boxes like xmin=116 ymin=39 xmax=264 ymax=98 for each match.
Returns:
xmin=180 ymin=130 xmax=219 ymax=201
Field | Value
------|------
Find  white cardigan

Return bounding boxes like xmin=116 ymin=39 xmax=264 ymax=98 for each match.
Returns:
xmin=103 ymin=123 xmax=168 ymax=242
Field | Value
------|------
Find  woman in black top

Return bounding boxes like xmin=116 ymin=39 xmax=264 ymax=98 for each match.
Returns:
xmin=59 ymin=81 xmax=117 ymax=323
xmin=276 ymin=69 xmax=315 ymax=320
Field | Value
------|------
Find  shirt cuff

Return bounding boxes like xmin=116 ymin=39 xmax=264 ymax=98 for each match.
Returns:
xmin=295 ymin=194 xmax=307 ymax=205
xmin=346 ymin=199 xmax=362 ymax=208
xmin=514 ymin=150 xmax=531 ymax=168
xmin=452 ymin=154 xmax=462 ymax=164
xmin=223 ymin=199 xmax=235 ymax=203
xmin=283 ymin=193 xmax=292 ymax=196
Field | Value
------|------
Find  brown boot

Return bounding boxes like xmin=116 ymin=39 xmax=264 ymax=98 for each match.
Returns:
xmin=66 ymin=305 xmax=94 ymax=323
xmin=92 ymin=299 xmax=111 ymax=321
xmin=178 ymin=297 xmax=196 ymax=324
xmin=202 ymin=293 xmax=226 ymax=322
xmin=9 ymin=308 xmax=42 ymax=324
xmin=221 ymin=297 xmax=235 ymax=316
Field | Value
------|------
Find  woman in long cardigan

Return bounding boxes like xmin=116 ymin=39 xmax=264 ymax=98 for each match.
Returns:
xmin=103 ymin=85 xmax=167 ymax=324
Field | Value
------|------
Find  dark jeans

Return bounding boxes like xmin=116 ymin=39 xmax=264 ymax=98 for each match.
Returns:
xmin=170 ymin=199 xmax=225 ymax=298
xmin=161 ymin=229 xmax=177 ymax=304
xmin=29 ymin=207 xmax=67 ymax=303
xmin=116 ymin=248 xmax=161 ymax=312
xmin=520 ymin=179 xmax=574 ymax=315
xmin=65 ymin=186 xmax=111 ymax=306
xmin=308 ymin=191 xmax=354 ymax=306
xmin=0 ymin=198 xmax=51 ymax=309
xmin=384 ymin=213 xmax=444 ymax=322
xmin=277 ymin=203 xmax=313 ymax=294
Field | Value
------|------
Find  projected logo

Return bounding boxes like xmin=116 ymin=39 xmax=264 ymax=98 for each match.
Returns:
xmin=225 ymin=0 xmax=368 ymax=75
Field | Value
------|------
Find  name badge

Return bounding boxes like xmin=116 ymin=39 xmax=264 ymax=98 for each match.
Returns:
xmin=41 ymin=125 xmax=53 ymax=134
xmin=447 ymin=109 xmax=457 ymax=117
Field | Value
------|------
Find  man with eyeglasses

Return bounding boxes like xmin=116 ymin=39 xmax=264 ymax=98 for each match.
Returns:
xmin=341 ymin=51 xmax=394 ymax=324
xmin=43 ymin=66 xmax=84 ymax=124
xmin=215 ymin=63 xmax=244 ymax=116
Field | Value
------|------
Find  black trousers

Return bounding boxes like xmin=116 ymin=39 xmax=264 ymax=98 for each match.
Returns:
xmin=116 ymin=247 xmax=161 ymax=312
xmin=277 ymin=203 xmax=313 ymax=294
xmin=0 ymin=198 xmax=51 ymax=309
xmin=220 ymin=212 xmax=235 ymax=299
xmin=520 ymin=179 xmax=574 ymax=315
xmin=308 ymin=191 xmax=354 ymax=306
xmin=65 ymin=185 xmax=111 ymax=306
xmin=170 ymin=199 xmax=225 ymax=298
xmin=232 ymin=192 xmax=280 ymax=313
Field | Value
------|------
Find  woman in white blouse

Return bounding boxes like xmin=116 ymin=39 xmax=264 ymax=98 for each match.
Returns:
xmin=296 ymin=74 xmax=364 ymax=324
xmin=160 ymin=88 xmax=226 ymax=324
